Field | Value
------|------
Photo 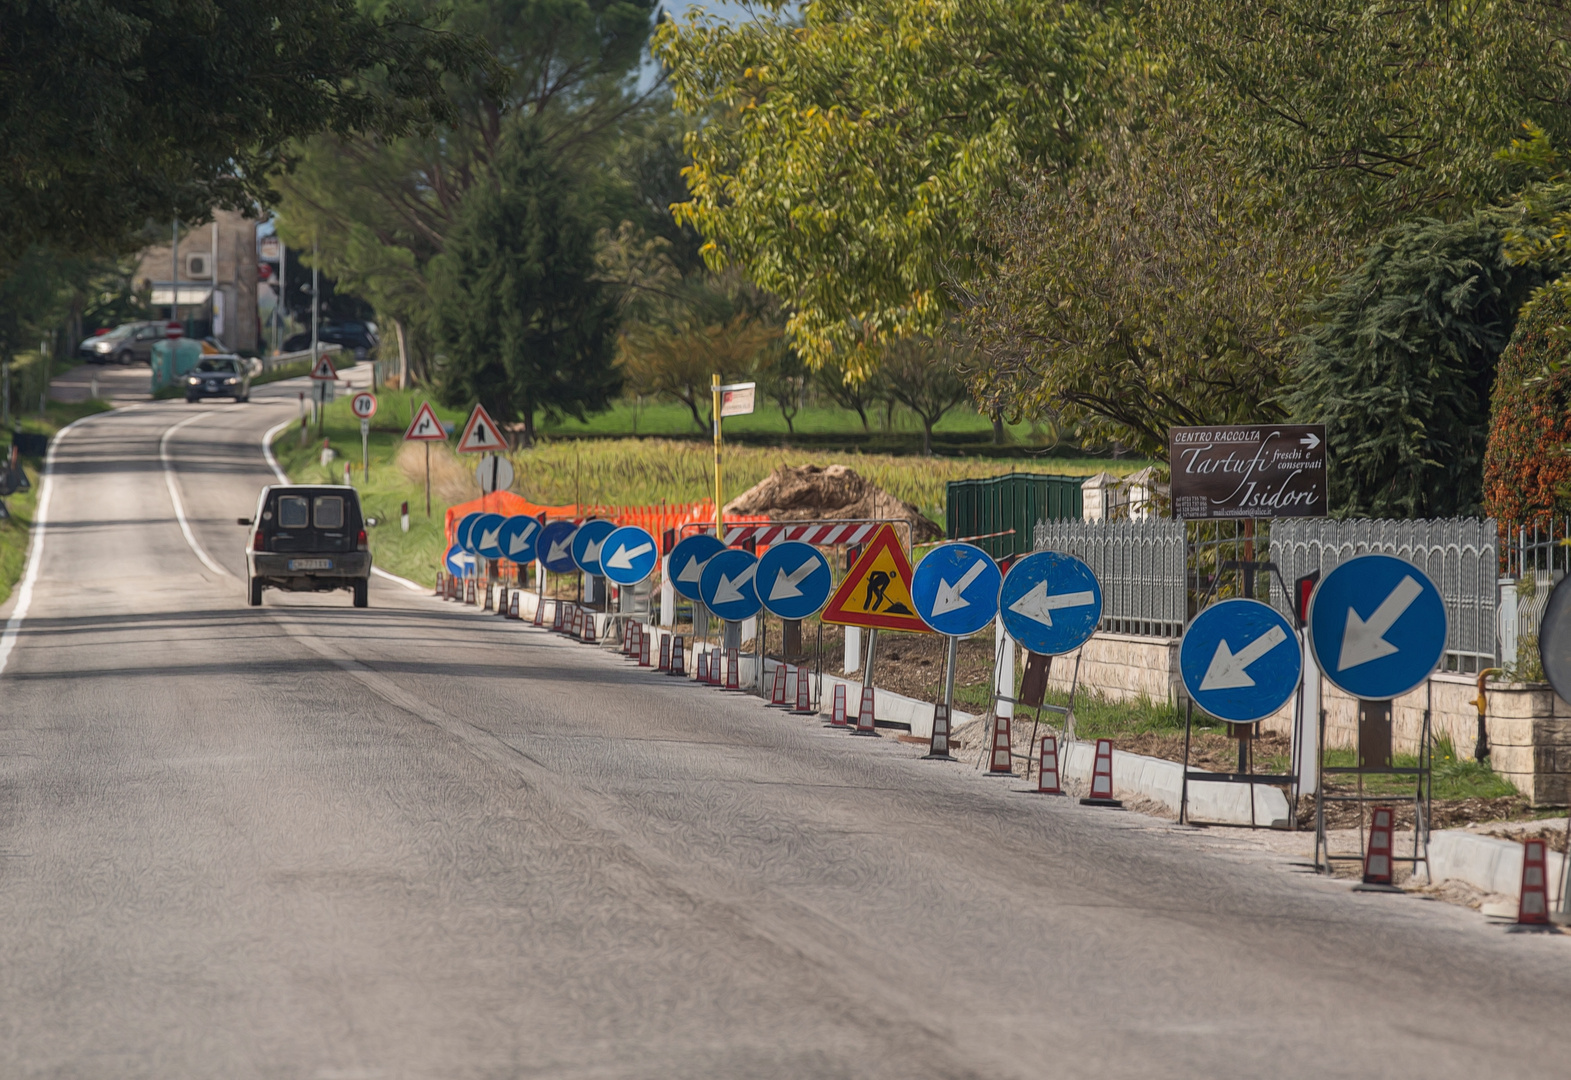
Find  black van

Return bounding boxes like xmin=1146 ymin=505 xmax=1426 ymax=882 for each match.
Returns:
xmin=241 ymin=485 xmax=371 ymax=607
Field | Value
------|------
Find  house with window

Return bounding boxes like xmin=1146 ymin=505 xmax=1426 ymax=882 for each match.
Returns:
xmin=134 ymin=208 xmax=259 ymax=352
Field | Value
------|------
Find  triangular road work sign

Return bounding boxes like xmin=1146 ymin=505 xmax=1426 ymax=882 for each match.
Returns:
xmin=821 ymin=524 xmax=932 ymax=633
xmin=456 ymin=403 xmax=506 ymax=453
xmin=403 ymin=401 xmax=447 ymax=442
xmin=309 ymin=353 xmax=338 ymax=381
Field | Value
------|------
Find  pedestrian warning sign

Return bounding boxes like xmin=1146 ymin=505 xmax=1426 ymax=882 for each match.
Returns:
xmin=820 ymin=524 xmax=933 ymax=633
xmin=403 ymin=401 xmax=447 ymax=442
xmin=456 ymin=403 xmax=506 ymax=453
xmin=309 ymin=353 xmax=338 ymax=381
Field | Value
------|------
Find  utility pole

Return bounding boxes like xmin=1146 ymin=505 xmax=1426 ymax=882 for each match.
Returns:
xmin=171 ymin=219 xmax=180 ymax=324
xmin=312 ymin=236 xmax=323 ymax=437
xmin=277 ymin=236 xmax=287 ymax=354
xmin=210 ymin=219 xmax=219 ymax=345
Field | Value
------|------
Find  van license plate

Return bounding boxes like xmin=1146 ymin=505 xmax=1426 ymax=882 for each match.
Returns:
xmin=289 ymin=558 xmax=332 ymax=570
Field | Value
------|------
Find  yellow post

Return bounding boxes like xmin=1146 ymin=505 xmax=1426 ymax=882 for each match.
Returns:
xmin=712 ymin=372 xmax=723 ymax=539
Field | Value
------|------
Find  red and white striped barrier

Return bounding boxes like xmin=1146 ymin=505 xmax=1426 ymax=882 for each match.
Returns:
xmin=1520 ymin=838 xmax=1551 ymax=924
xmin=1081 ymin=738 xmax=1121 ymax=807
xmin=1363 ymin=806 xmax=1395 ymax=885
xmin=852 ymin=685 xmax=876 ymax=735
xmin=791 ymin=668 xmax=814 ymax=715
xmin=1035 ymin=734 xmax=1064 ymax=795
xmin=988 ymin=713 xmax=1012 ymax=774
xmin=719 ymin=521 xmax=882 ymax=548
xmin=830 ymin=684 xmax=847 ymax=727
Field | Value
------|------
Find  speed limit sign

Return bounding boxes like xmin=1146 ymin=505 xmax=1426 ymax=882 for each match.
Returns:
xmin=350 ymin=392 xmax=377 ymax=419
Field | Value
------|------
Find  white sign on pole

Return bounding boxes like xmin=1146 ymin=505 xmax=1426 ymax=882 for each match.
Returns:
xmin=718 ymin=382 xmax=756 ymax=417
xmin=475 ymin=454 xmax=515 ymax=494
xmin=350 ymin=391 xmax=377 ymax=419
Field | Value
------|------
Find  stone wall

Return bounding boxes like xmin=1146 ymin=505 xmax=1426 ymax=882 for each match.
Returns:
xmin=1044 ymin=632 xmax=1182 ymax=706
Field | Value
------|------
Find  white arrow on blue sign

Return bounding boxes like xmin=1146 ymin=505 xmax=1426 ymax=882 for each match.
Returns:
xmin=472 ymin=512 xmax=507 ymax=560
xmin=669 ymin=533 xmax=726 ymax=603
xmin=1308 ymin=553 xmax=1447 ymax=700
xmin=444 ymin=543 xmax=475 ymax=579
xmin=1180 ymin=599 xmax=1302 ymax=723
xmin=497 ymin=515 xmax=541 ymax=564
xmin=700 ymin=548 xmax=762 ymax=621
xmin=600 ymin=525 xmax=659 ymax=586
xmin=999 ymin=551 xmax=1103 ymax=655
xmin=756 ymin=541 xmax=833 ymax=620
xmin=454 ymin=512 xmax=484 ymax=554
xmin=538 ymin=519 xmax=580 ymax=574
xmin=571 ymin=519 xmax=617 ymax=577
xmin=911 ymin=542 xmax=1001 ymax=637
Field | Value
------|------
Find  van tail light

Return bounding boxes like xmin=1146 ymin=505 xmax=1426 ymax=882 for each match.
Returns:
xmin=253 ymin=530 xmax=265 ymax=551
xmin=357 ymin=529 xmax=368 ymax=551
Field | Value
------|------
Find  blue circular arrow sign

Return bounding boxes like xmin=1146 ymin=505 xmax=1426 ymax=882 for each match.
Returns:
xmin=1180 ymin=599 xmax=1302 ymax=723
xmin=756 ymin=541 xmax=833 ymax=620
xmin=669 ymin=533 xmax=726 ymax=603
xmin=999 ymin=551 xmax=1103 ymax=655
xmin=454 ymin=512 xmax=484 ymax=554
xmin=911 ymin=542 xmax=1001 ymax=637
xmin=570 ymin=519 xmax=617 ymax=577
xmin=1308 ymin=554 xmax=1447 ymax=700
xmin=538 ymin=519 xmax=580 ymax=574
xmin=600 ymin=525 xmax=660 ymax=586
xmin=496 ymin=515 xmax=541 ymax=564
xmin=444 ymin=543 xmax=475 ymax=579
xmin=700 ymin=548 xmax=761 ymax=621
xmin=472 ymin=512 xmax=506 ymax=560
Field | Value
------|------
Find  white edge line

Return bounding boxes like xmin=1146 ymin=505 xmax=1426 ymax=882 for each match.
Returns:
xmin=261 ymin=416 xmax=427 ymax=594
xmin=161 ymin=411 xmax=236 ymax=578
xmin=0 ymin=407 xmax=131 ymax=678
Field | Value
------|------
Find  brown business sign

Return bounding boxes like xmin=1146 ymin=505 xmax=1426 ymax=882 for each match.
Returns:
xmin=1168 ymin=425 xmax=1327 ymax=520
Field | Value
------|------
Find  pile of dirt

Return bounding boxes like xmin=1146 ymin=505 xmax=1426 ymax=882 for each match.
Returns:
xmin=723 ymin=464 xmax=943 ymax=541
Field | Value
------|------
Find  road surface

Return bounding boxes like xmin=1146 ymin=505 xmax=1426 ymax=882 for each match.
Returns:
xmin=2 ymin=375 xmax=1568 ymax=1079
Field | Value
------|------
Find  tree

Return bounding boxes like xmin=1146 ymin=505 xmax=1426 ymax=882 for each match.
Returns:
xmin=757 ymin=341 xmax=809 ymax=434
xmin=653 ymin=0 xmax=1127 ymax=375
xmin=878 ymin=336 xmax=972 ymax=455
xmin=814 ymin=359 xmax=883 ymax=432
xmin=956 ymin=128 xmax=1335 ymax=458
xmin=429 ymin=123 xmax=621 ymax=444
xmin=0 ymin=0 xmax=483 ymax=262
xmin=1484 ymin=286 xmax=1571 ymax=529
xmin=618 ymin=310 xmax=776 ymax=432
xmin=1285 ymin=211 xmax=1551 ymax=518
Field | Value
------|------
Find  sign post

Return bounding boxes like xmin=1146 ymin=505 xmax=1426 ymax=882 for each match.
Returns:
xmin=1168 ymin=424 xmax=1327 ymax=519
xmin=710 ymin=378 xmax=755 ymax=539
xmin=350 ymin=392 xmax=377 ymax=481
xmin=402 ymin=401 xmax=447 ymax=517
xmin=309 ymin=352 xmax=338 ymax=437
xmin=911 ymin=542 xmax=1002 ymax=760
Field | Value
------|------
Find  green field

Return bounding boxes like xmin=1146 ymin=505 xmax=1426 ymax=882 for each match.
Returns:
xmin=272 ymin=386 xmax=1142 ymax=586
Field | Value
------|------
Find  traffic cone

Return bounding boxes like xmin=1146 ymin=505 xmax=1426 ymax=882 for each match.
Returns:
xmin=508 ymin=591 xmax=520 ymax=619
xmin=791 ymin=667 xmax=814 ymax=715
xmin=1034 ymin=734 xmax=1065 ymax=795
xmin=551 ymin=601 xmax=563 ymax=632
xmin=1520 ymin=839 xmax=1551 ymax=925
xmin=1081 ymin=738 xmax=1122 ymax=807
xmin=639 ymin=626 xmax=652 ymax=667
xmin=434 ymin=572 xmax=444 ymax=596
xmin=658 ymin=632 xmax=671 ymax=671
xmin=724 ymin=647 xmax=741 ymax=691
xmin=668 ymin=634 xmax=685 ymax=677
xmin=769 ymin=664 xmax=788 ymax=707
xmin=1363 ymin=806 xmax=1395 ymax=885
xmin=925 ymin=703 xmax=954 ymax=760
xmin=583 ymin=612 xmax=597 ymax=644
xmin=465 ymin=578 xmax=476 ymax=605
xmin=987 ymin=713 xmax=1013 ymax=774
xmin=852 ymin=685 xmax=876 ymax=735
xmin=483 ymin=583 xmax=494 ymax=612
xmin=622 ymin=622 xmax=633 ymax=656
xmin=830 ymin=684 xmax=848 ymax=727
xmin=493 ymin=586 xmax=505 ymax=615
xmin=709 ymin=649 xmax=722 ymax=686
xmin=532 ymin=595 xmax=544 ymax=626
xmin=697 ymin=650 xmax=710 ymax=684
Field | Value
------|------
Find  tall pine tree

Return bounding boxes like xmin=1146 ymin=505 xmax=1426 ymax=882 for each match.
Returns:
xmin=1285 ymin=211 xmax=1544 ymax=517
xmin=431 ymin=122 xmax=620 ymax=444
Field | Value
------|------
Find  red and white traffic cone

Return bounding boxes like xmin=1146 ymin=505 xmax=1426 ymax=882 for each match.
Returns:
xmin=852 ymin=685 xmax=876 ymax=735
xmin=791 ymin=667 xmax=814 ymax=715
xmin=1081 ymin=738 xmax=1122 ymax=807
xmin=508 ymin=591 xmax=520 ymax=619
xmin=583 ymin=611 xmax=597 ymax=644
xmin=1363 ymin=806 xmax=1395 ymax=886
xmin=483 ymin=583 xmax=494 ymax=612
xmin=551 ymin=601 xmax=563 ymax=631
xmin=434 ymin=572 xmax=444 ymax=596
xmin=638 ymin=626 xmax=652 ymax=667
xmin=987 ymin=713 xmax=1013 ymax=774
xmin=710 ymin=649 xmax=723 ymax=686
xmin=658 ymin=633 xmax=671 ymax=671
xmin=769 ymin=664 xmax=788 ymax=706
xmin=925 ymin=703 xmax=954 ymax=760
xmin=668 ymin=635 xmax=685 ymax=677
xmin=1034 ymin=734 xmax=1065 ymax=795
xmin=532 ymin=596 xmax=544 ymax=626
xmin=697 ymin=650 xmax=710 ymax=684
xmin=465 ymin=578 xmax=476 ymax=605
xmin=724 ymin=647 xmax=741 ymax=691
xmin=830 ymin=684 xmax=848 ymax=727
xmin=1520 ymin=838 xmax=1551 ymax=925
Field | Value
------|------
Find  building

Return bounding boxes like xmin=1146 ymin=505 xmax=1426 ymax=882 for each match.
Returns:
xmin=134 ymin=209 xmax=259 ymax=353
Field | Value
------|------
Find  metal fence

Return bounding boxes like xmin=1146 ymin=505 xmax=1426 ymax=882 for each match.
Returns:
xmin=1266 ymin=518 xmax=1498 ymax=674
xmin=1034 ymin=514 xmax=1501 ymax=671
xmin=1033 ymin=519 xmax=1188 ymax=638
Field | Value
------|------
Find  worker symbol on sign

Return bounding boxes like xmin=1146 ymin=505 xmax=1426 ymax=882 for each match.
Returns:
xmin=862 ymin=571 xmax=891 ymax=612
xmin=820 ymin=524 xmax=932 ymax=633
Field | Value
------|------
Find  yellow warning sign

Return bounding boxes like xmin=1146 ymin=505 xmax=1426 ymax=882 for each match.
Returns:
xmin=820 ymin=525 xmax=933 ymax=633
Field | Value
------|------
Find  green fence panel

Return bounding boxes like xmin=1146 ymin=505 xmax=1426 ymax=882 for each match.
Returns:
xmin=945 ymin=473 xmax=1083 ymax=559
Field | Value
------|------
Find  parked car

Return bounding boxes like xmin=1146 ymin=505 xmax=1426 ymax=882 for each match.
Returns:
xmin=281 ymin=320 xmax=378 ymax=354
xmin=184 ymin=355 xmax=252 ymax=403
xmin=241 ymin=485 xmax=371 ymax=607
xmin=79 ymin=321 xmax=173 ymax=365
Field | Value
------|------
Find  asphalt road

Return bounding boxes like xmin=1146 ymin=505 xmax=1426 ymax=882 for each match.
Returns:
xmin=3 ymin=376 xmax=1569 ymax=1079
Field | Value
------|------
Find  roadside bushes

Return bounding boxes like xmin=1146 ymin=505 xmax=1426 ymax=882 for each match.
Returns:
xmin=1483 ymin=285 xmax=1571 ymax=527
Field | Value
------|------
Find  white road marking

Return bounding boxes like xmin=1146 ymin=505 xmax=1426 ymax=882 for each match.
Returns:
xmin=161 ymin=411 xmax=236 ymax=578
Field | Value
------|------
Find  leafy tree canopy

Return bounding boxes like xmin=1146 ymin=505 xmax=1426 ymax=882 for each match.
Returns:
xmin=0 ymin=0 xmax=487 ymax=261
xmin=654 ymin=0 xmax=1128 ymax=375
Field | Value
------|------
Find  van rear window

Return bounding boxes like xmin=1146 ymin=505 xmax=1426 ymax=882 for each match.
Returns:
xmin=278 ymin=496 xmax=309 ymax=528
xmin=314 ymin=496 xmax=344 ymax=529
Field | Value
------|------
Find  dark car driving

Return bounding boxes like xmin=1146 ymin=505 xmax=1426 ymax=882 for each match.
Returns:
xmin=242 ymin=485 xmax=371 ymax=607
xmin=185 ymin=355 xmax=252 ymax=402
